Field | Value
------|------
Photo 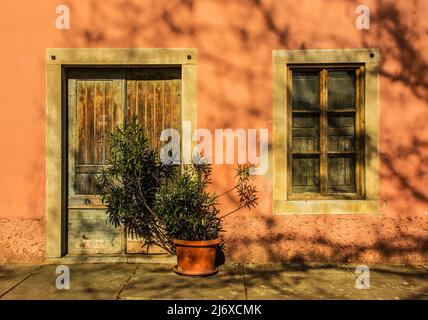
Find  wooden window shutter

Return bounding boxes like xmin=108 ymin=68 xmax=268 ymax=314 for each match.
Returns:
xmin=288 ymin=65 xmax=365 ymax=199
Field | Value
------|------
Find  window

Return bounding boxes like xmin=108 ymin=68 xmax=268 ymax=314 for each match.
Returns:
xmin=288 ymin=66 xmax=364 ymax=199
xmin=273 ymin=49 xmax=380 ymax=214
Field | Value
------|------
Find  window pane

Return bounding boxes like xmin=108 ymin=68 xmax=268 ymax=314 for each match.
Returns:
xmin=292 ymin=71 xmax=320 ymax=110
xmin=327 ymin=114 xmax=355 ymax=151
xmin=328 ymin=70 xmax=355 ymax=110
xmin=292 ymin=114 xmax=319 ymax=152
xmin=292 ymin=156 xmax=320 ymax=193
xmin=328 ymin=155 xmax=356 ymax=193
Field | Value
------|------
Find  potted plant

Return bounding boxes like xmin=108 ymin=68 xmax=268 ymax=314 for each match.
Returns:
xmin=96 ymin=119 xmax=176 ymax=253
xmin=155 ymin=160 xmax=258 ymax=275
xmin=97 ymin=120 xmax=258 ymax=276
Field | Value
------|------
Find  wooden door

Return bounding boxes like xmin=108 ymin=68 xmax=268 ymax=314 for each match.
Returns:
xmin=125 ymin=75 xmax=181 ymax=253
xmin=67 ymin=67 xmax=181 ymax=255
xmin=67 ymin=74 xmax=125 ymax=254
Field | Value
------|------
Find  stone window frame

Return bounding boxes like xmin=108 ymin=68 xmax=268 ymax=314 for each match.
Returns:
xmin=46 ymin=48 xmax=197 ymax=258
xmin=272 ymin=49 xmax=380 ymax=215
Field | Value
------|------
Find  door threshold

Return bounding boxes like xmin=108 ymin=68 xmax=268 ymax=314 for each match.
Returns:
xmin=45 ymin=254 xmax=176 ymax=265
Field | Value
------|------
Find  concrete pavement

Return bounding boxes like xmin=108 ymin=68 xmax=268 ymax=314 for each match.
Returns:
xmin=0 ymin=262 xmax=427 ymax=300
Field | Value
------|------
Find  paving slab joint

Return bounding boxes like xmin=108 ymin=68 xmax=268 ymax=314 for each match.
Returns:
xmin=116 ymin=264 xmax=140 ymax=300
xmin=0 ymin=265 xmax=44 ymax=299
xmin=243 ymin=264 xmax=248 ymax=300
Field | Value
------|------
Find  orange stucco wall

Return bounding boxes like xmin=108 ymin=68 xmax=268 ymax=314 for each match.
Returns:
xmin=0 ymin=0 xmax=427 ymax=263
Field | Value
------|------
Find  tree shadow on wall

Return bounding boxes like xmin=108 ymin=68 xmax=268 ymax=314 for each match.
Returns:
xmin=60 ymin=0 xmax=428 ymax=264
xmin=360 ymin=0 xmax=428 ymax=102
xmin=359 ymin=0 xmax=428 ymax=208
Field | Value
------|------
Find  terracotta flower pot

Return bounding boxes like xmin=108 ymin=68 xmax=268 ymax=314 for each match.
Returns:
xmin=173 ymin=237 xmax=221 ymax=276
